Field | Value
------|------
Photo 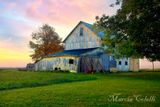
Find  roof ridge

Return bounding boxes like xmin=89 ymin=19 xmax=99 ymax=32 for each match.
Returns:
xmin=80 ymin=21 xmax=92 ymax=25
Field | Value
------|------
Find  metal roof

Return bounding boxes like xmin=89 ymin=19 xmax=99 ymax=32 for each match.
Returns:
xmin=48 ymin=48 xmax=99 ymax=57
xmin=81 ymin=21 xmax=104 ymax=38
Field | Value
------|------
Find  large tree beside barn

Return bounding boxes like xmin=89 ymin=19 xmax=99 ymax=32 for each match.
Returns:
xmin=29 ymin=24 xmax=64 ymax=61
xmin=95 ymin=0 xmax=160 ymax=70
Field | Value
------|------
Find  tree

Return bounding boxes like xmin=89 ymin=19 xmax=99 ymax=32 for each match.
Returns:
xmin=95 ymin=0 xmax=160 ymax=63
xmin=29 ymin=24 xmax=64 ymax=61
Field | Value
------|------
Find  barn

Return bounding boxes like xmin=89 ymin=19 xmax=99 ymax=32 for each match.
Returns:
xmin=35 ymin=21 xmax=139 ymax=73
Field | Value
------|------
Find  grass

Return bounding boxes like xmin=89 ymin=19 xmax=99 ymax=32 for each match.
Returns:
xmin=0 ymin=70 xmax=160 ymax=107
xmin=0 ymin=69 xmax=97 ymax=90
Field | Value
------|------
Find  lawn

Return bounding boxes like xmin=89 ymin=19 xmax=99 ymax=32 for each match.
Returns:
xmin=0 ymin=70 xmax=160 ymax=107
xmin=0 ymin=69 xmax=97 ymax=90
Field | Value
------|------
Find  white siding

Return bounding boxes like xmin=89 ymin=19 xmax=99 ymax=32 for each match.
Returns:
xmin=35 ymin=57 xmax=79 ymax=72
xmin=64 ymin=23 xmax=101 ymax=50
xmin=116 ymin=58 xmax=129 ymax=71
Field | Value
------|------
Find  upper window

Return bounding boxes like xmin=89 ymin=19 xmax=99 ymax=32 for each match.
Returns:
xmin=119 ymin=61 xmax=121 ymax=65
xmin=69 ymin=59 xmax=74 ymax=64
xmin=80 ymin=27 xmax=83 ymax=36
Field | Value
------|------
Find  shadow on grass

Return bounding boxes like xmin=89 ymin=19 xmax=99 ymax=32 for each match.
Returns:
xmin=0 ymin=71 xmax=97 ymax=91
xmin=0 ymin=77 xmax=97 ymax=91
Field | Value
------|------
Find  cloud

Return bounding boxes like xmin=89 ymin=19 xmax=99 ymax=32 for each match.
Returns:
xmin=0 ymin=16 xmax=35 ymax=46
xmin=0 ymin=0 xmax=120 ymax=38
xmin=0 ymin=0 xmax=119 ymax=25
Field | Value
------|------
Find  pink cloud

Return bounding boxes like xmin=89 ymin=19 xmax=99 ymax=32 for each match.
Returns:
xmin=1 ymin=0 xmax=119 ymax=29
xmin=10 ymin=0 xmax=118 ymax=26
xmin=1 ymin=0 xmax=119 ymax=24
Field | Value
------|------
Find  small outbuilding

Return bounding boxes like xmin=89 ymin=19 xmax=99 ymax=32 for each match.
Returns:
xmin=26 ymin=63 xmax=35 ymax=71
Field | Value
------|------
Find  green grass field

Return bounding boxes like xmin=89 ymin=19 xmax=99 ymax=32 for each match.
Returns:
xmin=0 ymin=70 xmax=160 ymax=107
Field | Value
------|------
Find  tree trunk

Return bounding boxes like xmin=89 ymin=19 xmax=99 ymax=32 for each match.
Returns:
xmin=152 ymin=61 xmax=154 ymax=71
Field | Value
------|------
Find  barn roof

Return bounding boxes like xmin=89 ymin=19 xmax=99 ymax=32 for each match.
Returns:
xmin=81 ymin=21 xmax=104 ymax=38
xmin=48 ymin=48 xmax=99 ymax=57
xmin=63 ymin=21 xmax=104 ymax=42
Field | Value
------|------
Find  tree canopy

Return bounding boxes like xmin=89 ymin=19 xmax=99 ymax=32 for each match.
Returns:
xmin=95 ymin=0 xmax=160 ymax=61
xmin=29 ymin=24 xmax=64 ymax=61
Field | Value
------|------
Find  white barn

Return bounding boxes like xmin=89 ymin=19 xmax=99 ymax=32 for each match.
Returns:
xmin=35 ymin=21 xmax=139 ymax=73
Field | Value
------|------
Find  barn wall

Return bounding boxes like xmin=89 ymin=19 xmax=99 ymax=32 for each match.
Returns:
xmin=64 ymin=23 xmax=101 ymax=50
xmin=51 ymin=56 xmax=79 ymax=72
xmin=100 ymin=54 xmax=110 ymax=71
xmin=129 ymin=58 xmax=139 ymax=71
xmin=35 ymin=57 xmax=55 ymax=71
xmin=35 ymin=56 xmax=79 ymax=72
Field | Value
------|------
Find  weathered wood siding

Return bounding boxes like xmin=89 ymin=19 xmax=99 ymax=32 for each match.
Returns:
xmin=100 ymin=54 xmax=110 ymax=71
xmin=35 ymin=56 xmax=79 ymax=72
xmin=64 ymin=23 xmax=101 ymax=50
xmin=35 ymin=58 xmax=55 ymax=71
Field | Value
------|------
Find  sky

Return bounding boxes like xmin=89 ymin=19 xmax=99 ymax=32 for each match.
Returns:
xmin=0 ymin=0 xmax=160 ymax=68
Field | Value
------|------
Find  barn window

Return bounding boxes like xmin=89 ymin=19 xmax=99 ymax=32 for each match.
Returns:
xmin=125 ymin=61 xmax=128 ymax=65
xmin=69 ymin=59 xmax=74 ymax=64
xmin=119 ymin=61 xmax=121 ymax=65
xmin=80 ymin=27 xmax=83 ymax=36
